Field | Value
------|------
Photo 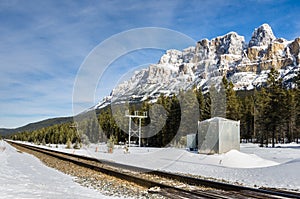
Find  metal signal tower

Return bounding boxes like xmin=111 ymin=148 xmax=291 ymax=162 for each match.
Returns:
xmin=125 ymin=110 xmax=148 ymax=147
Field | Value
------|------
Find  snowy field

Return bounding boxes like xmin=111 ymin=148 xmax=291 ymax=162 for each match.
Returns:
xmin=84 ymin=143 xmax=300 ymax=190
xmin=5 ymin=140 xmax=300 ymax=197
xmin=0 ymin=140 xmax=119 ymax=199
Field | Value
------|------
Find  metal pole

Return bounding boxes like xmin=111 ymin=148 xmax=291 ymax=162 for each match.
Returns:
xmin=128 ymin=116 xmax=131 ymax=147
xmin=139 ymin=118 xmax=141 ymax=147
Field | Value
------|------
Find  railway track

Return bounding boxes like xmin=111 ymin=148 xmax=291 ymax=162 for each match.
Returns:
xmin=7 ymin=140 xmax=300 ymax=199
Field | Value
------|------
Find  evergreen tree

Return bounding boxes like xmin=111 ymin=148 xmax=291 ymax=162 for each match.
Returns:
xmin=266 ymin=68 xmax=285 ymax=147
xmin=203 ymin=93 xmax=211 ymax=120
xmin=194 ymin=85 xmax=205 ymax=121
xmin=240 ymin=96 xmax=255 ymax=142
xmin=226 ymin=81 xmax=241 ymax=120
xmin=140 ymin=98 xmax=151 ymax=146
xmin=254 ymin=87 xmax=271 ymax=146
xmin=284 ymin=89 xmax=297 ymax=143
xmin=209 ymin=84 xmax=226 ymax=118
xmin=293 ymin=70 xmax=300 ymax=143
xmin=178 ymin=88 xmax=199 ymax=135
xmin=165 ymin=95 xmax=181 ymax=146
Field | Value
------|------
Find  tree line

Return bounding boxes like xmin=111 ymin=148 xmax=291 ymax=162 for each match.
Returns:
xmin=10 ymin=122 xmax=80 ymax=147
xmin=10 ymin=68 xmax=300 ymax=148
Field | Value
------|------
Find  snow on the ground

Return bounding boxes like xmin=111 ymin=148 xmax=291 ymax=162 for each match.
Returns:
xmin=217 ymin=149 xmax=279 ymax=168
xmin=0 ymin=140 xmax=119 ymax=199
xmin=11 ymin=140 xmax=300 ymax=191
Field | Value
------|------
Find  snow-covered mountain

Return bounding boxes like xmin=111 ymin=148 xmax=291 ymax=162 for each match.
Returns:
xmin=96 ymin=24 xmax=300 ymax=108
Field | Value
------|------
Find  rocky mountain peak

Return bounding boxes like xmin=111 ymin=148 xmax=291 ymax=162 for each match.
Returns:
xmin=158 ymin=49 xmax=183 ymax=65
xmin=249 ymin=23 xmax=276 ymax=47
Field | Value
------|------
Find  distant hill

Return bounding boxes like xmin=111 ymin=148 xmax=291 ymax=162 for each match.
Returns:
xmin=0 ymin=116 xmax=73 ymax=138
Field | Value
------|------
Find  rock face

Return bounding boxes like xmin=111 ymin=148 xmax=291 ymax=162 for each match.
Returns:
xmin=97 ymin=24 xmax=300 ymax=107
xmin=289 ymin=37 xmax=300 ymax=65
xmin=195 ymin=32 xmax=245 ymax=77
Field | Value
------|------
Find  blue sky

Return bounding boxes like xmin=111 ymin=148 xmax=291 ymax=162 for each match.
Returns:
xmin=1 ymin=0 xmax=300 ymax=128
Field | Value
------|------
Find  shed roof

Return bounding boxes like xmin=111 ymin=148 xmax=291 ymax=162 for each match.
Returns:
xmin=199 ymin=117 xmax=238 ymax=123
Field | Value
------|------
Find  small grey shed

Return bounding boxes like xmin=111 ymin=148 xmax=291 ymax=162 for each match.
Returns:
xmin=198 ymin=117 xmax=240 ymax=154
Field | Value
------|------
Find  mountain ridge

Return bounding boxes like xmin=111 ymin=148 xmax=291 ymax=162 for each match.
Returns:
xmin=95 ymin=24 xmax=299 ymax=109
